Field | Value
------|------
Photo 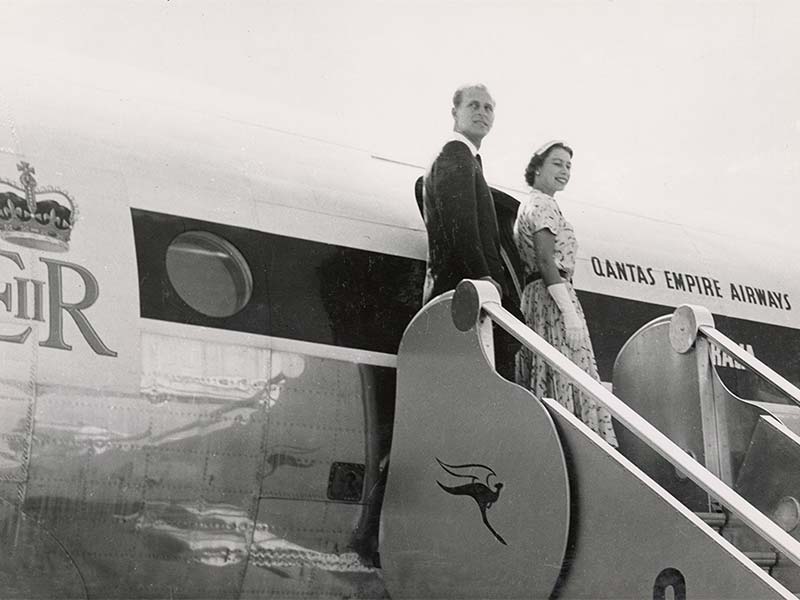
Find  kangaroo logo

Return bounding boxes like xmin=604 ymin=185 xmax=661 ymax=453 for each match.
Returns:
xmin=435 ymin=457 xmax=507 ymax=545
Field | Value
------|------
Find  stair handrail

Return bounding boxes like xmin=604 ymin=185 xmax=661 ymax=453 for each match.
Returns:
xmin=694 ymin=315 xmax=800 ymax=408
xmin=452 ymin=280 xmax=800 ymax=568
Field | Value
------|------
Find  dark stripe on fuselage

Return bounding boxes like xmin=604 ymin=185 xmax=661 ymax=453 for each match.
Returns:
xmin=132 ymin=209 xmax=800 ymax=396
xmin=131 ymin=209 xmax=425 ymax=355
xmin=580 ymin=290 xmax=800 ymax=398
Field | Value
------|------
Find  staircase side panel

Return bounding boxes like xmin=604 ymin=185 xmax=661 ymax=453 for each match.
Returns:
xmin=547 ymin=399 xmax=794 ymax=600
xmin=380 ymin=295 xmax=571 ymax=599
xmin=613 ymin=321 xmax=709 ymax=510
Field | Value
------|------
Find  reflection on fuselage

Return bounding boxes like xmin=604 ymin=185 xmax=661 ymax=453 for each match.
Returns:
xmin=0 ymin=346 xmax=309 ymax=469
xmin=118 ymin=499 xmax=376 ymax=572
xmin=0 ymin=334 xmax=379 ymax=597
xmin=142 ymin=334 xmax=306 ymax=407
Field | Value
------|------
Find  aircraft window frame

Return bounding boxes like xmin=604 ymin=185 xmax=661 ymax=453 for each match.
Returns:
xmin=165 ymin=230 xmax=253 ymax=318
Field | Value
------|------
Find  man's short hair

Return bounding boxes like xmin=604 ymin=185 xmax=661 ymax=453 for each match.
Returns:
xmin=452 ymin=83 xmax=494 ymax=109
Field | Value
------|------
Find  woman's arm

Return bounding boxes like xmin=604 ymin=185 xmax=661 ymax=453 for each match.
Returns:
xmin=532 ymin=228 xmax=584 ymax=349
xmin=532 ymin=229 xmax=564 ymax=285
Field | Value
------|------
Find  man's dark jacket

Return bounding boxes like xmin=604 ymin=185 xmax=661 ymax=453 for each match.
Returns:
xmin=420 ymin=140 xmax=508 ymax=304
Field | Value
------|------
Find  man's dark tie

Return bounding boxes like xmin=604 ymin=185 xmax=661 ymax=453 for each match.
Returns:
xmin=475 ymin=153 xmax=483 ymax=170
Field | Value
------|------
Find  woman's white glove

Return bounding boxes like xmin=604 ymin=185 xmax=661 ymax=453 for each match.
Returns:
xmin=547 ymin=282 xmax=584 ymax=350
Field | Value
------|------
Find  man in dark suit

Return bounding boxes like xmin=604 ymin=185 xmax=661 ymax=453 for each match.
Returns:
xmin=419 ymin=84 xmax=520 ymax=379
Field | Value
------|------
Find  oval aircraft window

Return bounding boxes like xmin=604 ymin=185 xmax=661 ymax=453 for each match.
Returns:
xmin=166 ymin=231 xmax=253 ymax=317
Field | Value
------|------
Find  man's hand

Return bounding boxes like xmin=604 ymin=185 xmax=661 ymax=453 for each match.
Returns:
xmin=479 ymin=276 xmax=503 ymax=298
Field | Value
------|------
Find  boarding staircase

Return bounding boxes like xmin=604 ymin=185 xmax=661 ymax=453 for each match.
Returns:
xmin=379 ymin=280 xmax=800 ymax=599
xmin=613 ymin=306 xmax=800 ymax=593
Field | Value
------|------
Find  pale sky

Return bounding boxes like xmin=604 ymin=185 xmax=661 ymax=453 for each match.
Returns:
xmin=3 ymin=0 xmax=800 ymax=239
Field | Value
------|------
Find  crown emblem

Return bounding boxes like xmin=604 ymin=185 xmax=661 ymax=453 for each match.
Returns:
xmin=0 ymin=162 xmax=78 ymax=252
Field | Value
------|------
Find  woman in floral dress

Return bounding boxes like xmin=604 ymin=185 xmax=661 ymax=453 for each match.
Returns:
xmin=513 ymin=141 xmax=617 ymax=447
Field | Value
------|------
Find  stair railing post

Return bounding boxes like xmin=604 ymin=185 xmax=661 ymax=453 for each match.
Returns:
xmin=670 ymin=304 xmax=735 ymax=488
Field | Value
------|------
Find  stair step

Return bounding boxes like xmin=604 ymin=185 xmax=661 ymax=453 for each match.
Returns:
xmin=695 ymin=512 xmax=778 ymax=570
xmin=696 ymin=511 xmax=753 ymax=532
xmin=744 ymin=551 xmax=778 ymax=569
xmin=697 ymin=511 xmax=727 ymax=530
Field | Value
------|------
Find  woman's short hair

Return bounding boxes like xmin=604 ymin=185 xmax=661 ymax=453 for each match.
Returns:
xmin=524 ymin=141 xmax=573 ymax=187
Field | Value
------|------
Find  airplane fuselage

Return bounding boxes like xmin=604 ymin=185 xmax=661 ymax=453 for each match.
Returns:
xmin=1 ymin=54 xmax=800 ymax=598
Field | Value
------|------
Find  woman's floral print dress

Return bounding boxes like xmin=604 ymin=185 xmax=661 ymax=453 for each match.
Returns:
xmin=513 ymin=189 xmax=618 ymax=447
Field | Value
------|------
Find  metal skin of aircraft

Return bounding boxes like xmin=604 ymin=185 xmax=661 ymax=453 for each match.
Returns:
xmin=2 ymin=54 xmax=800 ymax=599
